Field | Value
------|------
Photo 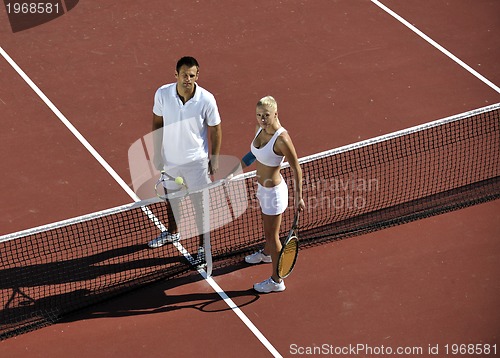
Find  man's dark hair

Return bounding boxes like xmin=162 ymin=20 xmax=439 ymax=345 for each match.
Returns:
xmin=176 ymin=56 xmax=199 ymax=73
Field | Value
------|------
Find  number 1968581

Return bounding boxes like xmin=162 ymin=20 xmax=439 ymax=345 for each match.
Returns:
xmin=444 ymin=343 xmax=497 ymax=355
xmin=5 ymin=2 xmax=61 ymax=14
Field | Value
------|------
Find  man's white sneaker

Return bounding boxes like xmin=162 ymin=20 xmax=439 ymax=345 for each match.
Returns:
xmin=245 ymin=250 xmax=272 ymax=264
xmin=194 ymin=246 xmax=206 ymax=268
xmin=148 ymin=231 xmax=180 ymax=248
xmin=253 ymin=277 xmax=286 ymax=293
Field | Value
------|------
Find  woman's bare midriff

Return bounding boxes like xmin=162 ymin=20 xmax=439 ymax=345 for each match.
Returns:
xmin=256 ymin=161 xmax=282 ymax=187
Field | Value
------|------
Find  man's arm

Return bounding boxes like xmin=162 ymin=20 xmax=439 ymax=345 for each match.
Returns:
xmin=152 ymin=113 xmax=164 ymax=170
xmin=208 ymin=123 xmax=222 ymax=174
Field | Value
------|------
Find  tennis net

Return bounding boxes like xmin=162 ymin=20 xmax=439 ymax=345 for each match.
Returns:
xmin=1 ymin=103 xmax=499 ymax=340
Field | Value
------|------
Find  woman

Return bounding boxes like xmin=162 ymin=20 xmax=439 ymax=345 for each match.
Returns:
xmin=243 ymin=96 xmax=305 ymax=293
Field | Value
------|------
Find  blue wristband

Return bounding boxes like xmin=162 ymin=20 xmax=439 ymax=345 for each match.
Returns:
xmin=242 ymin=152 xmax=256 ymax=166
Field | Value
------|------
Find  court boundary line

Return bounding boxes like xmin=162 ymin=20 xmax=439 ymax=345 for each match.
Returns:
xmin=0 ymin=46 xmax=282 ymax=358
xmin=372 ymin=0 xmax=500 ymax=94
xmin=0 ymin=47 xmax=138 ymax=200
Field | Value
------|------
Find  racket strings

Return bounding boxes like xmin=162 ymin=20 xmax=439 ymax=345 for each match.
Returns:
xmin=278 ymin=238 xmax=298 ymax=277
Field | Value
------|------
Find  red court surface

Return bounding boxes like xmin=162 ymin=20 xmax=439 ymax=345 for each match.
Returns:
xmin=1 ymin=0 xmax=499 ymax=357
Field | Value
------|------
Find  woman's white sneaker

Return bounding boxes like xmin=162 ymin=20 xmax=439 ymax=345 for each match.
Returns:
xmin=253 ymin=277 xmax=286 ymax=293
xmin=245 ymin=250 xmax=272 ymax=264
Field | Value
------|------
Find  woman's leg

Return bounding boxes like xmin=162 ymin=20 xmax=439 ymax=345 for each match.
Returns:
xmin=262 ymin=212 xmax=283 ymax=282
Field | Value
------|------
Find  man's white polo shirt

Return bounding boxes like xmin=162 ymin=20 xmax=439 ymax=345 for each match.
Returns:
xmin=153 ymin=83 xmax=221 ymax=167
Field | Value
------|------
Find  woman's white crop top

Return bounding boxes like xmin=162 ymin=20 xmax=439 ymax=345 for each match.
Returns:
xmin=250 ymin=127 xmax=286 ymax=167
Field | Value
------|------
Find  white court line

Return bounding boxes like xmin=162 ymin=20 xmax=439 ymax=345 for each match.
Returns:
xmin=0 ymin=47 xmax=139 ymax=200
xmin=0 ymin=46 xmax=282 ymax=358
xmin=372 ymin=0 xmax=500 ymax=94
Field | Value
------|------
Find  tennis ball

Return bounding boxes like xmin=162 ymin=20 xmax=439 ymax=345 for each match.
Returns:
xmin=175 ymin=176 xmax=184 ymax=185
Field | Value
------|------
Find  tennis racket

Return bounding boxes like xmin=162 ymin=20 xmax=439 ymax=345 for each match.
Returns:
xmin=154 ymin=170 xmax=188 ymax=199
xmin=276 ymin=210 xmax=300 ymax=279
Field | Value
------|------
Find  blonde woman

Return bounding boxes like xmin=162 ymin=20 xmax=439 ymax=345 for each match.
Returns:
xmin=243 ymin=96 xmax=305 ymax=293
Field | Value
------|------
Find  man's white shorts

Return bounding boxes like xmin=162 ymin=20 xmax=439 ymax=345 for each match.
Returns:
xmin=163 ymin=159 xmax=211 ymax=192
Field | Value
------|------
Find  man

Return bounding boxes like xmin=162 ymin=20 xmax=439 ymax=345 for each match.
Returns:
xmin=148 ymin=56 xmax=222 ymax=266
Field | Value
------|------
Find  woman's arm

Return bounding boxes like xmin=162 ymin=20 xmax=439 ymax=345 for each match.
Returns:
xmin=276 ymin=133 xmax=305 ymax=211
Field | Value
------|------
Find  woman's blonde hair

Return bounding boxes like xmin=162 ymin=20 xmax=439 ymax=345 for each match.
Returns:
xmin=257 ymin=96 xmax=278 ymax=111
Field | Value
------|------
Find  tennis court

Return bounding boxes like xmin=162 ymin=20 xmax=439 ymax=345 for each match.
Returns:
xmin=1 ymin=1 xmax=499 ymax=357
